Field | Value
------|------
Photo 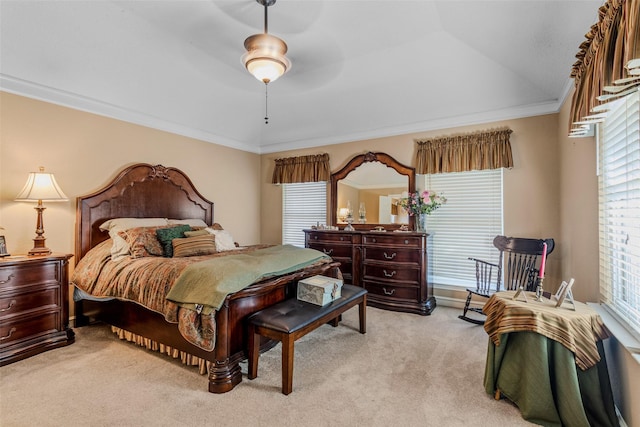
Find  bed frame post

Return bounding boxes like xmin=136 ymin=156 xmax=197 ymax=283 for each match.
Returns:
xmin=208 ymin=300 xmax=242 ymax=393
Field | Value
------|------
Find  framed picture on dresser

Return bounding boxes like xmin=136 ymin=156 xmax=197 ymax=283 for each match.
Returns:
xmin=0 ymin=235 xmax=9 ymax=257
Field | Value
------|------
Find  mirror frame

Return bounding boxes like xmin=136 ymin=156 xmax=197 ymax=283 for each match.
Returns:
xmin=330 ymin=152 xmax=415 ymax=230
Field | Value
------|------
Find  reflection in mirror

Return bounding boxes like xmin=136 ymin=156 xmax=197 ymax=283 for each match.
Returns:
xmin=337 ymin=162 xmax=409 ymax=225
xmin=330 ymin=152 xmax=415 ymax=230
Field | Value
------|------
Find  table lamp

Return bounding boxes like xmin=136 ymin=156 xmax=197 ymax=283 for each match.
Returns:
xmin=338 ymin=208 xmax=349 ymax=223
xmin=15 ymin=167 xmax=68 ymax=255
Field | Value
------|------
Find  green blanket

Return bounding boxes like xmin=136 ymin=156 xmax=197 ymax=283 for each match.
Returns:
xmin=166 ymin=245 xmax=330 ymax=313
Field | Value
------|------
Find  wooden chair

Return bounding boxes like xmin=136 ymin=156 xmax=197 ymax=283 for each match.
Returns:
xmin=458 ymin=235 xmax=555 ymax=325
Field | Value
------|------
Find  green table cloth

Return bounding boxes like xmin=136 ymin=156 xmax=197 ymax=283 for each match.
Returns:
xmin=482 ymin=291 xmax=619 ymax=426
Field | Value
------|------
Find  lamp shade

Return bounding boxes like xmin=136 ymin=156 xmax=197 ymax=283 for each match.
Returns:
xmin=15 ymin=168 xmax=68 ymax=202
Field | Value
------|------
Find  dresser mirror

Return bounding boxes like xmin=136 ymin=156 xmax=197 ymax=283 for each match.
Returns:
xmin=330 ymin=152 xmax=415 ymax=230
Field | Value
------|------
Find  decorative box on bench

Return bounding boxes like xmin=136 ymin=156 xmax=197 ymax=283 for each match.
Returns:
xmin=297 ymin=275 xmax=343 ymax=306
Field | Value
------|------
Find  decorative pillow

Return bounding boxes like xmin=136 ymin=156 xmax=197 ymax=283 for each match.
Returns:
xmin=172 ymin=235 xmax=217 ymax=257
xmin=99 ymin=218 xmax=168 ymax=261
xmin=211 ymin=229 xmax=236 ymax=251
xmin=156 ymin=224 xmax=192 ymax=257
xmin=168 ymin=218 xmax=209 ymax=228
xmin=118 ymin=226 xmax=166 ymax=258
xmin=184 ymin=229 xmax=210 ymax=237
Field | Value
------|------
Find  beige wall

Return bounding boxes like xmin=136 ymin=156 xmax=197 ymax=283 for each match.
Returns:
xmin=0 ymin=92 xmax=262 ymax=263
xmin=261 ymin=114 xmax=566 ymax=297
xmin=557 ymin=91 xmax=600 ymax=303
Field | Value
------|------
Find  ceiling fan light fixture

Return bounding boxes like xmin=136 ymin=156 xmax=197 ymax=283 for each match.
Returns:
xmin=242 ymin=0 xmax=291 ymax=85
xmin=242 ymin=33 xmax=291 ymax=84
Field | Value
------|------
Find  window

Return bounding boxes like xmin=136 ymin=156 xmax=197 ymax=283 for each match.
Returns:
xmin=598 ymin=89 xmax=640 ymax=336
xmin=420 ymin=169 xmax=503 ymax=288
xmin=282 ymin=182 xmax=327 ymax=247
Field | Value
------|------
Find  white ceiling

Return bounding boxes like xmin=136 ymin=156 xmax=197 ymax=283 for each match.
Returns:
xmin=0 ymin=0 xmax=602 ymax=154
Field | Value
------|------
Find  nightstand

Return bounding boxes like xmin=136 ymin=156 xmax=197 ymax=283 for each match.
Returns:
xmin=0 ymin=254 xmax=74 ymax=365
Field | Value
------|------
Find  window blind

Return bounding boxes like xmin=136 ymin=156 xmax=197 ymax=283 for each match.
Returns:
xmin=599 ymin=89 xmax=640 ymax=336
xmin=282 ymin=182 xmax=327 ymax=247
xmin=422 ymin=169 xmax=503 ymax=287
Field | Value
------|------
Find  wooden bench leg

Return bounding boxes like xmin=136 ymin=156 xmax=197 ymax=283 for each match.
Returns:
xmin=329 ymin=314 xmax=341 ymax=327
xmin=358 ymin=295 xmax=367 ymax=334
xmin=247 ymin=324 xmax=259 ymax=380
xmin=282 ymin=334 xmax=295 ymax=395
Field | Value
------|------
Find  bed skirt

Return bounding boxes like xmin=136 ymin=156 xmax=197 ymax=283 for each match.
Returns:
xmin=111 ymin=326 xmax=210 ymax=375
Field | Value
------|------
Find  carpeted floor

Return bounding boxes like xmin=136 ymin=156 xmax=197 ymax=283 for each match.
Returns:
xmin=0 ymin=306 xmax=532 ymax=426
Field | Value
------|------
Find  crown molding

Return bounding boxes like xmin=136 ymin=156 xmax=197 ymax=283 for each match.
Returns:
xmin=0 ymin=74 xmax=259 ymax=154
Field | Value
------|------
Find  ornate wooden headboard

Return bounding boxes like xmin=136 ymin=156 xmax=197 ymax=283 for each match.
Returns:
xmin=75 ymin=163 xmax=214 ymax=263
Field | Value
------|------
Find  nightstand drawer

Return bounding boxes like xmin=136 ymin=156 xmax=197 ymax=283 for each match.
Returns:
xmin=0 ymin=311 xmax=60 ymax=347
xmin=0 ymin=285 xmax=60 ymax=320
xmin=0 ymin=262 xmax=60 ymax=290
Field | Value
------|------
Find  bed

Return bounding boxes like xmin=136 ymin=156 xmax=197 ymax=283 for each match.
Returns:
xmin=72 ymin=163 xmax=340 ymax=393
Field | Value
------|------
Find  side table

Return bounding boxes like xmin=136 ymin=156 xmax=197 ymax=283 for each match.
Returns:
xmin=0 ymin=253 xmax=74 ymax=365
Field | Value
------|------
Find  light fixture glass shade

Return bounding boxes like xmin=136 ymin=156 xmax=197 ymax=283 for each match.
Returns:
xmin=242 ymin=33 xmax=291 ymax=83
xmin=15 ymin=169 xmax=68 ymax=202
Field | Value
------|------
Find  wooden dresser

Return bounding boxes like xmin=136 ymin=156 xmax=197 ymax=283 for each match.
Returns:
xmin=305 ymin=230 xmax=435 ymax=315
xmin=0 ymin=254 xmax=74 ymax=365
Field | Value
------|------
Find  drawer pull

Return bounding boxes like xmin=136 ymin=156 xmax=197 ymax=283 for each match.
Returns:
xmin=0 ymin=327 xmax=17 ymax=341
xmin=0 ymin=300 xmax=16 ymax=312
xmin=323 ymin=249 xmax=333 ymax=255
xmin=383 ymin=270 xmax=396 ymax=278
xmin=383 ymin=252 xmax=397 ymax=260
xmin=0 ymin=274 xmax=15 ymax=285
xmin=382 ymin=287 xmax=395 ymax=295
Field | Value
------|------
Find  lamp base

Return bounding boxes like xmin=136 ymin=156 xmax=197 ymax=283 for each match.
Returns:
xmin=28 ymin=247 xmax=52 ymax=256
xmin=29 ymin=236 xmax=51 ymax=256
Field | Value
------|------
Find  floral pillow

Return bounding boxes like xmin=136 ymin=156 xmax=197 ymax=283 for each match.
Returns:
xmin=118 ymin=226 xmax=166 ymax=258
xmin=99 ymin=217 xmax=168 ymax=261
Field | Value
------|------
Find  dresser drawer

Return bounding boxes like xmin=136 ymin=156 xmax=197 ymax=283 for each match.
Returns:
xmin=0 ymin=311 xmax=60 ymax=347
xmin=0 ymin=262 xmax=60 ymax=291
xmin=362 ymin=264 xmax=420 ymax=283
xmin=362 ymin=247 xmax=420 ymax=264
xmin=362 ymin=281 xmax=420 ymax=302
xmin=307 ymin=232 xmax=354 ymax=244
xmin=363 ymin=234 xmax=422 ymax=248
xmin=308 ymin=242 xmax=353 ymax=258
xmin=0 ymin=285 xmax=60 ymax=320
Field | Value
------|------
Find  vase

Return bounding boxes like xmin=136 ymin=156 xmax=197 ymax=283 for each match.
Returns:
xmin=416 ymin=214 xmax=427 ymax=232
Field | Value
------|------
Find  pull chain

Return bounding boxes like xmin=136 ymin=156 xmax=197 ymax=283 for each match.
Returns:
xmin=264 ymin=83 xmax=269 ymax=124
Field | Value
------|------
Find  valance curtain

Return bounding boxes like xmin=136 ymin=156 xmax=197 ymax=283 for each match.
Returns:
xmin=569 ymin=0 xmax=640 ymax=135
xmin=271 ymin=153 xmax=330 ymax=184
xmin=415 ymin=129 xmax=513 ymax=174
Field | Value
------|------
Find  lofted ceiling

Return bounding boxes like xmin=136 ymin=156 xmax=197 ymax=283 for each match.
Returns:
xmin=0 ymin=0 xmax=602 ymax=154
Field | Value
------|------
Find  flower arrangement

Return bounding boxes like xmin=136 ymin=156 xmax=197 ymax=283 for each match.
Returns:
xmin=398 ymin=190 xmax=447 ymax=216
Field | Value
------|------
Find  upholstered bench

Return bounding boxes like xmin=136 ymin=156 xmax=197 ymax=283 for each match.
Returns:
xmin=247 ymin=284 xmax=367 ymax=395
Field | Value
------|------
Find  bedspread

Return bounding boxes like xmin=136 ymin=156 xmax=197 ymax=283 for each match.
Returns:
xmin=71 ymin=239 xmax=284 ymax=351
